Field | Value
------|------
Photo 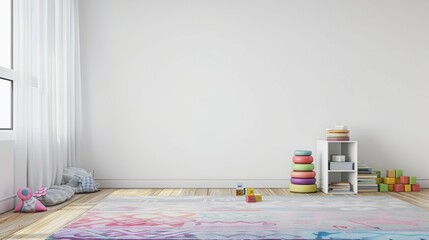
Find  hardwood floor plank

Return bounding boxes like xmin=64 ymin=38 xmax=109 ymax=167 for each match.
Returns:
xmin=181 ymin=188 xmax=197 ymax=196
xmin=194 ymin=188 xmax=208 ymax=196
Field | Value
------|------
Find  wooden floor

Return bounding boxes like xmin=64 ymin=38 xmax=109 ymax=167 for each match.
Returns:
xmin=1 ymin=188 xmax=429 ymax=239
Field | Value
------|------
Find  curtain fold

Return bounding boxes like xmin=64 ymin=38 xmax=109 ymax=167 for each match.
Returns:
xmin=14 ymin=0 xmax=81 ymax=190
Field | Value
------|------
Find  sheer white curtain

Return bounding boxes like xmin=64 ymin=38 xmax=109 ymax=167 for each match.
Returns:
xmin=14 ymin=0 xmax=81 ymax=190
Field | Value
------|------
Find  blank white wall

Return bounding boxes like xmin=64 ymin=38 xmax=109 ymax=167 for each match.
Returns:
xmin=78 ymin=0 xmax=429 ymax=187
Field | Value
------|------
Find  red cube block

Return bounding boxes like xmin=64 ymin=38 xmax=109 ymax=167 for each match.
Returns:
xmin=394 ymin=184 xmax=404 ymax=192
xmin=399 ymin=176 xmax=409 ymax=184
xmin=412 ymin=184 xmax=420 ymax=192
xmin=246 ymin=195 xmax=256 ymax=203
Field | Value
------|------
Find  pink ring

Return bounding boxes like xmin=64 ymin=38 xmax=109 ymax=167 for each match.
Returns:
xmin=290 ymin=178 xmax=316 ymax=185
xmin=290 ymin=171 xmax=316 ymax=178
xmin=292 ymin=155 xmax=313 ymax=164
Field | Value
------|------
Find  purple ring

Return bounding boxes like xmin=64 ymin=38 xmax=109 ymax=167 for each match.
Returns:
xmin=290 ymin=178 xmax=316 ymax=185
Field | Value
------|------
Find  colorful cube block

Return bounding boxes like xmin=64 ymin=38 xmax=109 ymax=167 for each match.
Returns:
xmin=246 ymin=195 xmax=256 ymax=202
xmin=404 ymin=184 xmax=411 ymax=192
xmin=255 ymin=194 xmax=262 ymax=202
xmin=400 ymin=176 xmax=409 ymax=184
xmin=388 ymin=184 xmax=394 ymax=191
xmin=236 ymin=189 xmax=243 ymax=196
xmin=245 ymin=188 xmax=254 ymax=195
xmin=412 ymin=184 xmax=420 ymax=192
xmin=394 ymin=184 xmax=404 ymax=192
xmin=379 ymin=183 xmax=388 ymax=192
xmin=383 ymin=177 xmax=396 ymax=185
xmin=395 ymin=169 xmax=403 ymax=178
xmin=410 ymin=176 xmax=417 ymax=184
xmin=376 ymin=178 xmax=382 ymax=184
xmin=387 ymin=169 xmax=396 ymax=178
xmin=395 ymin=178 xmax=400 ymax=184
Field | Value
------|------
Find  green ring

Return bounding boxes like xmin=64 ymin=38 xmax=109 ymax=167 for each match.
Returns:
xmin=294 ymin=150 xmax=312 ymax=156
xmin=292 ymin=163 xmax=314 ymax=171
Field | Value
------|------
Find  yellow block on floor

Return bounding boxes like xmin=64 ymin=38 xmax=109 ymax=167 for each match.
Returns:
xmin=384 ymin=177 xmax=396 ymax=185
xmin=405 ymin=184 xmax=412 ymax=192
xmin=255 ymin=194 xmax=262 ymax=202
xmin=388 ymin=184 xmax=394 ymax=191
xmin=245 ymin=188 xmax=254 ymax=195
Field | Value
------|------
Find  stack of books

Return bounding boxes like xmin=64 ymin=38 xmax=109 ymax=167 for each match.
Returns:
xmin=329 ymin=182 xmax=351 ymax=193
xmin=358 ymin=162 xmax=378 ymax=192
xmin=326 ymin=125 xmax=350 ymax=141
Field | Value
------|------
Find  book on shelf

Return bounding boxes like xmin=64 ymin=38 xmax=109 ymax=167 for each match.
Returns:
xmin=329 ymin=182 xmax=351 ymax=192
xmin=358 ymin=162 xmax=373 ymax=173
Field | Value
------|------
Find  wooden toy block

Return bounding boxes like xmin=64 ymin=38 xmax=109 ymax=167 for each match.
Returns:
xmin=255 ymin=194 xmax=262 ymax=202
xmin=246 ymin=195 xmax=256 ymax=202
xmin=376 ymin=178 xmax=382 ymax=184
xmin=379 ymin=183 xmax=388 ymax=192
xmin=388 ymin=184 xmax=394 ymax=191
xmin=410 ymin=176 xmax=417 ymax=184
xmin=395 ymin=178 xmax=400 ymax=184
xmin=383 ymin=177 xmax=395 ymax=185
xmin=404 ymin=184 xmax=411 ymax=192
xmin=395 ymin=169 xmax=403 ymax=178
xmin=412 ymin=184 xmax=420 ymax=192
xmin=374 ymin=171 xmax=381 ymax=178
xmin=386 ymin=169 xmax=396 ymax=178
xmin=400 ymin=176 xmax=409 ymax=184
xmin=245 ymin=188 xmax=254 ymax=195
xmin=236 ymin=189 xmax=244 ymax=196
xmin=394 ymin=184 xmax=404 ymax=192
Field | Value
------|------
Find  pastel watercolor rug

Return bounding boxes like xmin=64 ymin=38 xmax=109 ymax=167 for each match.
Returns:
xmin=48 ymin=195 xmax=429 ymax=239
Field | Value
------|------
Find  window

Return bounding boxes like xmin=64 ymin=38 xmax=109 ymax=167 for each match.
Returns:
xmin=0 ymin=78 xmax=12 ymax=129
xmin=0 ymin=0 xmax=14 ymax=131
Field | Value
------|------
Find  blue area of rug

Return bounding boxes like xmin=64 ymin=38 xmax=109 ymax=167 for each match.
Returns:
xmin=48 ymin=195 xmax=429 ymax=239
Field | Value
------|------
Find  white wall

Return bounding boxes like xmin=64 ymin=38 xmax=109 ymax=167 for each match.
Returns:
xmin=0 ymin=140 xmax=15 ymax=213
xmin=78 ymin=0 xmax=429 ymax=187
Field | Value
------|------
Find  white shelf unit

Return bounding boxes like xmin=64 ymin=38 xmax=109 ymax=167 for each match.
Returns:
xmin=317 ymin=140 xmax=358 ymax=194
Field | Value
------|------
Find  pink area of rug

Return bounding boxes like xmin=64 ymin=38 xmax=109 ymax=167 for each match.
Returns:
xmin=48 ymin=195 xmax=429 ymax=239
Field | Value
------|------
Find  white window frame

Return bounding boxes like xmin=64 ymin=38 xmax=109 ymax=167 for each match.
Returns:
xmin=0 ymin=0 xmax=15 ymax=139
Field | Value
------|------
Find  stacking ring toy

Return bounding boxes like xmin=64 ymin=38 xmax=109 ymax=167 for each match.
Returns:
xmin=290 ymin=177 xmax=316 ymax=185
xmin=290 ymin=183 xmax=317 ymax=193
xmin=292 ymin=155 xmax=313 ymax=164
xmin=292 ymin=163 xmax=314 ymax=171
xmin=290 ymin=171 xmax=316 ymax=178
xmin=294 ymin=150 xmax=312 ymax=156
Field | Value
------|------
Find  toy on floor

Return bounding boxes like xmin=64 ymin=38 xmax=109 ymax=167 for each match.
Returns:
xmin=236 ymin=183 xmax=244 ymax=196
xmin=237 ymin=184 xmax=262 ymax=202
xmin=378 ymin=169 xmax=420 ymax=192
xmin=246 ymin=191 xmax=262 ymax=203
xmin=290 ymin=150 xmax=317 ymax=193
xmin=14 ymin=187 xmax=47 ymax=213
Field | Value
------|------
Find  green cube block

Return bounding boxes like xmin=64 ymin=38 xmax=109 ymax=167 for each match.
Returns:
xmin=410 ymin=176 xmax=417 ymax=184
xmin=379 ymin=183 xmax=389 ymax=192
xmin=374 ymin=170 xmax=381 ymax=178
xmin=395 ymin=169 xmax=403 ymax=178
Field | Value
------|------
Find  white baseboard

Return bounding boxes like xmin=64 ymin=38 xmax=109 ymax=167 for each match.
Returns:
xmin=0 ymin=195 xmax=15 ymax=214
xmin=96 ymin=178 xmax=429 ymax=189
